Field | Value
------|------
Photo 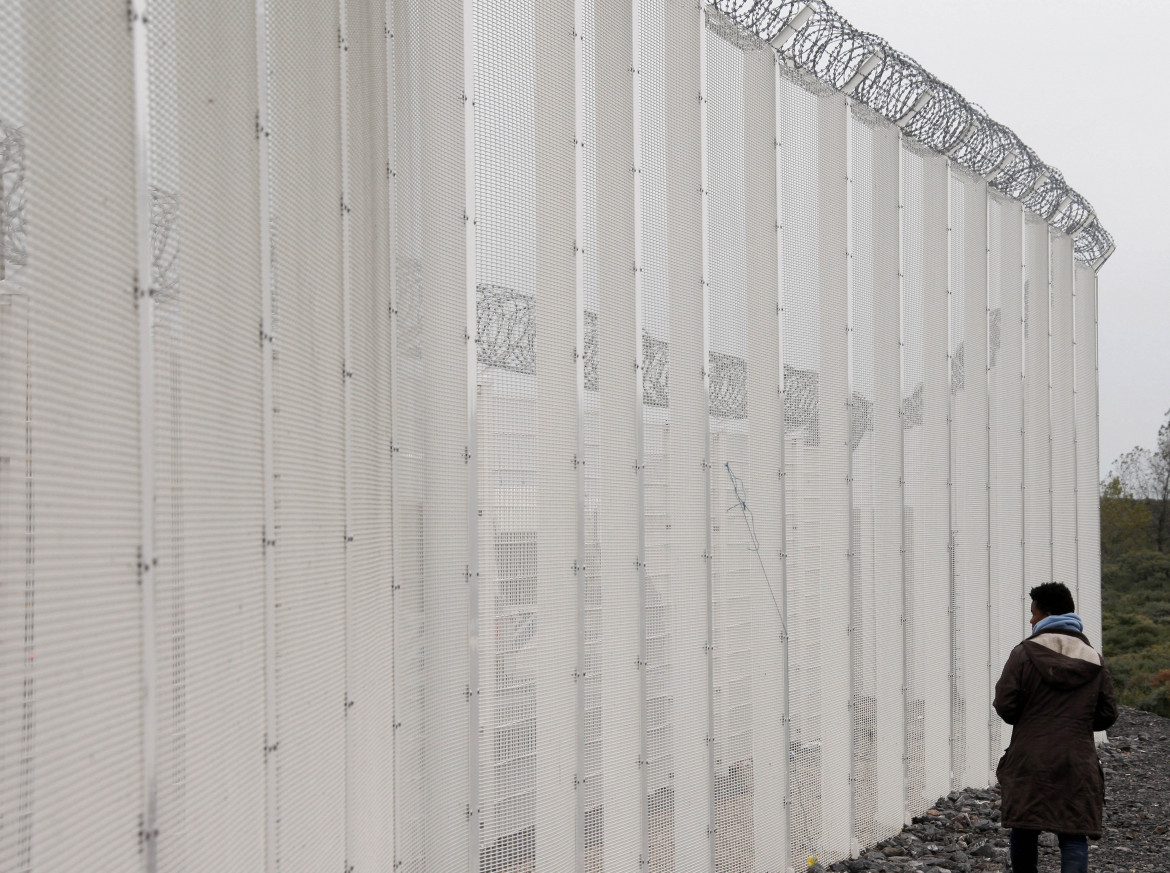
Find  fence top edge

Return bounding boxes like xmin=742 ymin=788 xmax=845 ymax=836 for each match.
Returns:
xmin=709 ymin=0 xmax=1114 ymax=270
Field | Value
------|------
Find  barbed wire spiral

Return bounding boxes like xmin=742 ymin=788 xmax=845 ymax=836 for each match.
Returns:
xmin=711 ymin=0 xmax=1114 ymax=265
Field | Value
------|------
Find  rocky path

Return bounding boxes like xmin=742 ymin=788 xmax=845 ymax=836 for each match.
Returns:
xmin=819 ymin=706 xmax=1170 ymax=873
xmin=1092 ymin=706 xmax=1170 ymax=873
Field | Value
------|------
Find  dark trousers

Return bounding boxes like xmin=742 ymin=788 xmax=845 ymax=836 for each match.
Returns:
xmin=1009 ymin=828 xmax=1089 ymax=873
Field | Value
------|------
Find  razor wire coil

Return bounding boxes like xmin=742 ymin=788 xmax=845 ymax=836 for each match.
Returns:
xmin=710 ymin=0 xmax=1114 ymax=265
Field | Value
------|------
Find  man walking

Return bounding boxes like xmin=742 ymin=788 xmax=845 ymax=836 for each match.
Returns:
xmin=993 ymin=582 xmax=1118 ymax=873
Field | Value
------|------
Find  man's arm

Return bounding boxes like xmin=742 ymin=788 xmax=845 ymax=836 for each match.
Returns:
xmin=994 ymin=645 xmax=1025 ymax=725
xmin=1093 ymin=662 xmax=1119 ymax=732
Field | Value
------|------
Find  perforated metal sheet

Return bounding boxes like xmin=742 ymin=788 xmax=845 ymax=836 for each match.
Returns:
xmin=340 ymin=3 xmax=395 ymax=870
xmin=777 ymin=67 xmax=852 ymax=866
xmin=948 ymin=168 xmax=990 ymax=790
xmin=1050 ymin=234 xmax=1077 ymax=597
xmin=593 ymin=0 xmax=643 ymax=869
xmin=705 ymin=28 xmax=789 ymax=872
xmin=16 ymin=4 xmax=142 ymax=871
xmin=392 ymin=0 xmax=471 ymax=869
xmin=986 ymin=193 xmax=1025 ymax=762
xmin=741 ymin=44 xmax=789 ymax=873
xmin=145 ymin=0 xmax=271 ymax=868
xmin=1074 ymin=263 xmax=1102 ymax=651
xmin=0 ymin=5 xmax=35 ymax=870
xmin=1023 ymin=217 xmax=1052 ymax=597
xmin=847 ymin=102 xmax=903 ymax=848
xmin=900 ymin=142 xmax=951 ymax=815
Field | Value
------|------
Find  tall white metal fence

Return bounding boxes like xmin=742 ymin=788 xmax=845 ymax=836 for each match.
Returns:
xmin=0 ymin=1 xmax=1108 ymax=871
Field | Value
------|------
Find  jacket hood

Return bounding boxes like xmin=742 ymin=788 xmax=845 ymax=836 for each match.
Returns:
xmin=1023 ymin=630 xmax=1102 ymax=690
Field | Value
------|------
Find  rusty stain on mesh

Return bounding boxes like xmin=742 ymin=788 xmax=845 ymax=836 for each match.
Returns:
xmin=710 ymin=0 xmax=1114 ymax=266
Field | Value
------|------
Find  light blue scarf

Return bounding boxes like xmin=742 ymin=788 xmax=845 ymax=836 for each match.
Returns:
xmin=1032 ymin=612 xmax=1083 ymax=636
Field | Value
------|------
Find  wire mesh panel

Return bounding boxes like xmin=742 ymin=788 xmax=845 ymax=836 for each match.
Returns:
xmin=986 ymin=193 xmax=1024 ymax=761
xmin=340 ymin=3 xmax=395 ymax=870
xmin=1050 ymin=234 xmax=1077 ymax=599
xmin=528 ymin=1 xmax=580 ymax=859
xmin=900 ymin=142 xmax=951 ymax=816
xmin=266 ymin=2 xmax=351 ymax=867
xmin=592 ymin=0 xmax=643 ymax=868
xmin=392 ymin=0 xmax=472 ymax=869
xmin=0 ymin=4 xmax=33 ymax=865
xmin=145 ymin=2 xmax=190 ymax=868
xmin=742 ymin=43 xmax=789 ymax=873
xmin=706 ymin=26 xmax=753 ymax=872
xmin=577 ymin=0 xmax=607 ymax=868
xmin=705 ymin=24 xmax=777 ymax=871
xmin=778 ymin=67 xmax=851 ymax=867
xmin=948 ymin=168 xmax=990 ymax=790
xmin=641 ymin=2 xmax=690 ymax=867
xmin=145 ymin=0 xmax=269 ymax=868
xmin=659 ymin=2 xmax=715 ymax=868
xmin=1074 ymin=263 xmax=1101 ymax=650
xmin=14 ymin=2 xmax=141 ymax=870
xmin=473 ymin=0 xmax=580 ymax=865
xmin=847 ymin=103 xmax=904 ymax=848
xmin=473 ymin=1 xmax=542 ymax=866
xmin=1023 ymin=217 xmax=1052 ymax=597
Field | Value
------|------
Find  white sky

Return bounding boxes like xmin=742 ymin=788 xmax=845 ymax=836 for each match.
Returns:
xmin=827 ymin=0 xmax=1170 ymax=476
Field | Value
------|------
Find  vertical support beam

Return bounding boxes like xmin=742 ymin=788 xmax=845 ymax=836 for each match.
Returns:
xmin=573 ymin=2 xmax=588 ymax=870
xmin=630 ymin=3 xmax=650 ymax=868
xmin=773 ymin=53 xmax=794 ymax=867
xmin=337 ymin=0 xmax=354 ymax=863
xmin=463 ymin=0 xmax=480 ymax=868
xmin=843 ymin=94 xmax=859 ymax=858
xmin=1093 ymin=270 xmax=1100 ymax=616
xmin=384 ymin=3 xmax=399 ymax=868
xmin=254 ymin=0 xmax=279 ymax=868
xmin=131 ymin=1 xmax=158 ymax=869
xmin=1070 ymin=241 xmax=1080 ymax=607
xmin=984 ymin=185 xmax=996 ymax=781
xmin=1046 ymin=231 xmax=1055 ymax=587
xmin=944 ymin=160 xmax=956 ymax=789
xmin=896 ymin=130 xmax=910 ymax=826
xmin=697 ymin=12 xmax=717 ymax=869
xmin=1018 ymin=203 xmax=1027 ymax=636
xmin=593 ymin=0 xmax=639 ymax=863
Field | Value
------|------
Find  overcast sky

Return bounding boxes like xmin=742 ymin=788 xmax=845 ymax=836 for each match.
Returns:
xmin=826 ymin=0 xmax=1169 ymax=476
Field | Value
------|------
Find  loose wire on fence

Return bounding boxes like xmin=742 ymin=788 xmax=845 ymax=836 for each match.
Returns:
xmin=725 ymin=461 xmax=788 ymax=638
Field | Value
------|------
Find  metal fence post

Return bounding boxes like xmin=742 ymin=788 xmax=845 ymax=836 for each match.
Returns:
xmin=573 ymin=1 xmax=589 ymax=868
xmin=945 ymin=160 xmax=957 ymax=790
xmin=984 ymin=183 xmax=997 ymax=782
xmin=253 ymin=1 xmax=279 ymax=870
xmin=843 ymin=93 xmax=859 ymax=856
xmin=131 ymin=1 xmax=158 ymax=868
xmin=631 ymin=2 xmax=650 ymax=867
xmin=698 ymin=10 xmax=717 ymax=869
xmin=773 ymin=51 xmax=795 ymax=870
xmin=1018 ymin=203 xmax=1028 ymax=637
xmin=463 ymin=0 xmax=481 ymax=866
xmin=1053 ymin=228 xmax=1062 ymax=587
xmin=896 ymin=130 xmax=911 ymax=827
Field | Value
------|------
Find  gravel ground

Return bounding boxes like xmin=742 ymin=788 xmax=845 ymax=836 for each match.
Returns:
xmin=817 ymin=706 xmax=1170 ymax=873
xmin=1092 ymin=706 xmax=1170 ymax=872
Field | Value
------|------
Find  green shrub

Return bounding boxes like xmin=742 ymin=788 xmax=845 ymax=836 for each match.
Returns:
xmin=1104 ymin=613 xmax=1168 ymax=656
xmin=1104 ymin=550 xmax=1170 ymax=596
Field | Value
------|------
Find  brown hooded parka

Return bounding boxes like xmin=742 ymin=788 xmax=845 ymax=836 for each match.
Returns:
xmin=993 ymin=628 xmax=1118 ymax=838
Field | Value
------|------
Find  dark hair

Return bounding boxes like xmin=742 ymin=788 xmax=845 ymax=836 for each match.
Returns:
xmin=1029 ymin=582 xmax=1075 ymax=616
